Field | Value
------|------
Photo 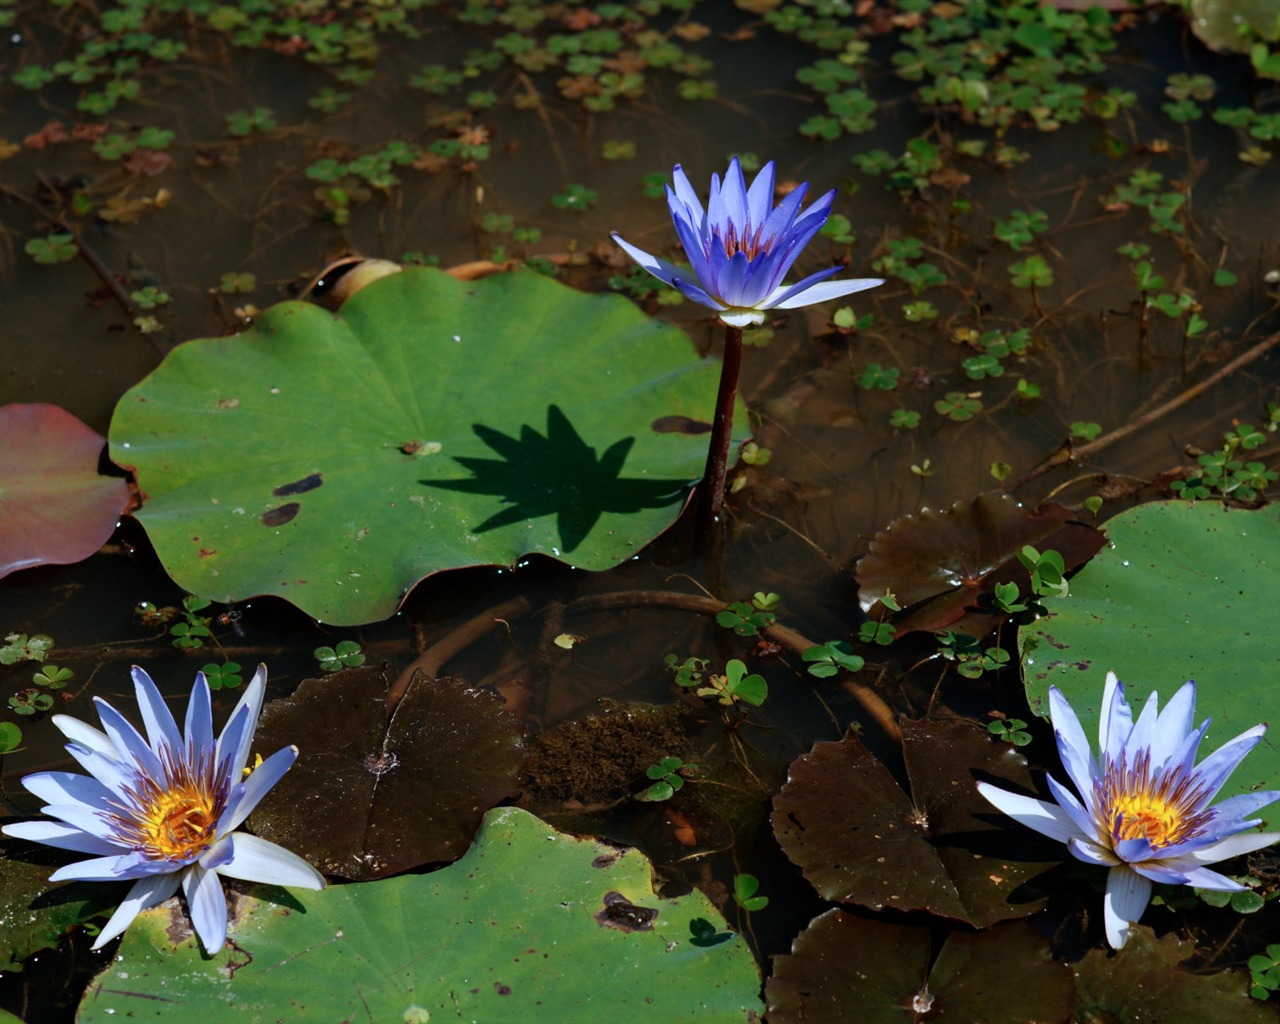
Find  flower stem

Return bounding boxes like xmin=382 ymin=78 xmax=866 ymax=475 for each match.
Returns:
xmin=700 ymin=324 xmax=743 ymax=528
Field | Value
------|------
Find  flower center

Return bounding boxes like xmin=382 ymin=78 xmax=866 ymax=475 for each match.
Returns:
xmin=719 ymin=223 xmax=770 ymax=261
xmin=1111 ymin=791 xmax=1181 ymax=846
xmin=137 ymin=784 xmax=218 ymax=861
xmin=1095 ymin=749 xmax=1211 ymax=851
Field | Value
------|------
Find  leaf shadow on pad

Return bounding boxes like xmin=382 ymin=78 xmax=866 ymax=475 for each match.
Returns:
xmin=426 ymin=404 xmax=692 ymax=553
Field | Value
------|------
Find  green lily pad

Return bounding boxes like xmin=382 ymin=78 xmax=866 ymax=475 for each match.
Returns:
xmin=248 ymin=666 xmax=525 ymax=880
xmin=772 ymin=720 xmax=1059 ymax=927
xmin=1074 ymin=924 xmax=1273 ymax=1022
xmin=765 ymin=910 xmax=1073 ymax=1024
xmin=0 ymin=403 xmax=131 ymax=580
xmin=1022 ymin=501 xmax=1280 ymax=803
xmin=0 ymin=838 xmax=118 ymax=970
xmin=109 ymin=268 xmax=742 ymax=625
xmin=78 ymin=807 xmax=763 ymax=1023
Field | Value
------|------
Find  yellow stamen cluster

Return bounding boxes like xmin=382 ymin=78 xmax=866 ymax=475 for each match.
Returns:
xmin=1095 ymin=749 xmax=1210 ymax=851
xmin=111 ymin=749 xmax=223 ymax=862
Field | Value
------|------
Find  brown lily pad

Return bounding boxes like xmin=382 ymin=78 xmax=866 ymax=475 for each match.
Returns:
xmin=249 ymin=665 xmax=525 ymax=880
xmin=855 ymin=492 xmax=1105 ymax=636
xmin=1075 ymin=926 xmax=1275 ymax=1022
xmin=765 ymin=910 xmax=1074 ymax=1024
xmin=771 ymin=719 xmax=1060 ymax=927
xmin=0 ymin=404 xmax=131 ymax=579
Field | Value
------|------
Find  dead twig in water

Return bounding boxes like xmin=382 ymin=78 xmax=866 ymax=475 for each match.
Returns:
xmin=1013 ymin=329 xmax=1280 ymax=489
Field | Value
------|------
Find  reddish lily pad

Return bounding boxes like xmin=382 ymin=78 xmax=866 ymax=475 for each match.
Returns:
xmin=855 ymin=492 xmax=1104 ymax=636
xmin=248 ymin=665 xmax=524 ymax=880
xmin=1074 ymin=925 xmax=1273 ymax=1023
xmin=0 ymin=404 xmax=131 ymax=579
xmin=771 ymin=719 xmax=1060 ymax=927
xmin=765 ymin=910 xmax=1073 ymax=1024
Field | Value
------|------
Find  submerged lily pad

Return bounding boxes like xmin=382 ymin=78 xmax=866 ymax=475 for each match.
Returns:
xmin=0 ymin=838 xmax=118 ymax=970
xmin=772 ymin=720 xmax=1060 ymax=927
xmin=855 ymin=492 xmax=1104 ymax=636
xmin=78 ymin=807 xmax=763 ymax=1023
xmin=1074 ymin=924 xmax=1273 ymax=1022
xmin=765 ymin=910 xmax=1072 ymax=1024
xmin=109 ymin=267 xmax=743 ymax=625
xmin=248 ymin=665 xmax=524 ymax=880
xmin=0 ymin=404 xmax=131 ymax=579
xmin=1023 ymin=501 xmax=1280 ymax=804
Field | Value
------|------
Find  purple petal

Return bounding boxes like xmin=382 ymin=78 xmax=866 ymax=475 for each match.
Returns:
xmin=132 ymin=666 xmax=183 ymax=756
xmin=51 ymin=715 xmax=115 ymax=760
xmin=217 ymin=745 xmax=297 ymax=835
xmin=49 ymin=851 xmax=158 ymax=882
xmin=1098 ymin=671 xmax=1133 ymax=761
xmin=1127 ymin=859 xmax=1192 ymax=885
xmin=21 ymin=771 xmax=115 ymax=811
xmin=1066 ymin=835 xmax=1120 ymax=867
xmin=61 ymin=741 xmax=136 ymax=795
xmin=40 ymin=802 xmax=121 ymax=842
xmin=91 ymin=872 xmax=181 ymax=949
xmin=668 ymin=164 xmax=704 ymax=227
xmin=184 ymin=672 xmax=215 ymax=761
xmin=1183 ymin=828 xmax=1280 ymax=864
xmin=210 ymin=833 xmax=326 ymax=890
xmin=716 ymin=157 xmax=749 ymax=234
xmin=1103 ymin=864 xmax=1152 ymax=948
xmin=743 ymin=160 xmax=776 ymax=232
xmin=768 ymin=272 xmax=883 ymax=311
xmin=1152 ymin=682 xmax=1197 ymax=767
xmin=2 ymin=820 xmax=125 ymax=855
xmin=976 ymin=781 xmax=1081 ymax=844
xmin=1161 ymin=865 xmax=1248 ymax=890
xmin=183 ymin=864 xmax=228 ymax=954
xmin=93 ymin=696 xmax=164 ymax=781
xmin=612 ymin=232 xmax=704 ymax=294
xmin=1204 ymin=789 xmax=1280 ymax=824
xmin=1048 ymin=686 xmax=1098 ymax=804
xmin=216 ymin=663 xmax=267 ymax=782
xmin=1045 ymin=773 xmax=1102 ymax=843
xmin=1189 ymin=724 xmax=1267 ymax=803
xmin=1125 ymin=687 xmax=1163 ymax=757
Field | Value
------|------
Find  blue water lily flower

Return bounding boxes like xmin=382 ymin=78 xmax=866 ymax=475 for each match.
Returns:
xmin=612 ymin=158 xmax=882 ymax=328
xmin=978 ymin=671 xmax=1280 ymax=948
xmin=2 ymin=666 xmax=324 ymax=953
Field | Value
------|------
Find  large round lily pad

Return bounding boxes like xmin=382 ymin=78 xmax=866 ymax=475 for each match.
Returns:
xmin=78 ymin=807 xmax=763 ymax=1023
xmin=0 ymin=403 xmax=131 ymax=579
xmin=109 ymin=268 xmax=742 ymax=624
xmin=772 ymin=720 xmax=1060 ymax=927
xmin=249 ymin=665 xmax=525 ymax=880
xmin=1022 ymin=501 xmax=1280 ymax=804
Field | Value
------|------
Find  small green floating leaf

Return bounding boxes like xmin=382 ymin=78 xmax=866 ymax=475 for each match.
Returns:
xmin=1023 ymin=501 xmax=1280 ymax=803
xmin=109 ymin=268 xmax=742 ymax=624
xmin=78 ymin=808 xmax=762 ymax=1023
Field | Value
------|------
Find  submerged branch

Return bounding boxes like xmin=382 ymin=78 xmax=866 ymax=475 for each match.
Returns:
xmin=1014 ymin=328 xmax=1280 ymax=489
xmin=389 ymin=586 xmax=901 ymax=746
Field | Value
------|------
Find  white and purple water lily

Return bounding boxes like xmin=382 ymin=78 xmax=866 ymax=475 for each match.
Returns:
xmin=612 ymin=158 xmax=882 ymax=328
xmin=978 ymin=671 xmax=1280 ymax=948
xmin=2 ymin=666 xmax=324 ymax=954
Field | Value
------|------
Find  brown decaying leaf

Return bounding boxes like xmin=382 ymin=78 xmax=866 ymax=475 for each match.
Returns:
xmin=772 ymin=719 xmax=1061 ymax=928
xmin=766 ymin=910 xmax=1073 ymax=1024
xmin=249 ymin=665 xmax=525 ymax=881
xmin=855 ymin=491 xmax=1105 ymax=636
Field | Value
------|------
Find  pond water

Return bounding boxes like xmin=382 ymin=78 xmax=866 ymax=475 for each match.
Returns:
xmin=2 ymin=1 xmax=1280 ymax=1021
